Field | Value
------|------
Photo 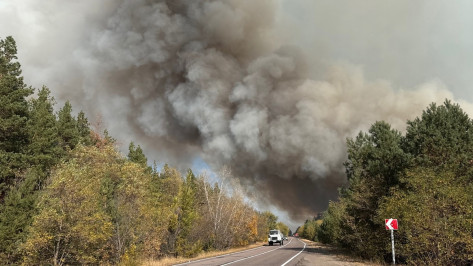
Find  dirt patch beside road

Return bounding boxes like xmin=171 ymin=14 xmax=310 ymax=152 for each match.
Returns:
xmin=294 ymin=239 xmax=381 ymax=266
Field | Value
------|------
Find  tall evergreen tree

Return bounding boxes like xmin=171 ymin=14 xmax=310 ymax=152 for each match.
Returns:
xmin=57 ymin=101 xmax=79 ymax=151
xmin=76 ymin=110 xmax=92 ymax=146
xmin=128 ymin=142 xmax=152 ymax=173
xmin=0 ymin=36 xmax=36 ymax=262
xmin=27 ymin=86 xmax=62 ymax=176
xmin=127 ymin=142 xmax=147 ymax=166
xmin=404 ymin=100 xmax=473 ymax=171
xmin=322 ymin=121 xmax=410 ymax=258
xmin=0 ymin=36 xmax=33 ymax=198
xmin=0 ymin=169 xmax=39 ymax=262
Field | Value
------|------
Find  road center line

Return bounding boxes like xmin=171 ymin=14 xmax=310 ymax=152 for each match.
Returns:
xmin=280 ymin=238 xmax=306 ymax=266
xmin=220 ymin=238 xmax=293 ymax=266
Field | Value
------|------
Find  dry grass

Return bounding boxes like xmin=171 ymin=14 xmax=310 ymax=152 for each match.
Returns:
xmin=141 ymin=242 xmax=265 ymax=266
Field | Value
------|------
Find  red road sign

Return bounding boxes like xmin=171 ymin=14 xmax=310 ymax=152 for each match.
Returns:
xmin=385 ymin=218 xmax=398 ymax=230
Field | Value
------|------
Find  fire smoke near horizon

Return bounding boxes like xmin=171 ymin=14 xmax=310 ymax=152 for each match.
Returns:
xmin=2 ymin=0 xmax=473 ymax=224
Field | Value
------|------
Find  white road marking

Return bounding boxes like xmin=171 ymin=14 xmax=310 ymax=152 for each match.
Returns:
xmin=280 ymin=238 xmax=306 ymax=266
xmin=220 ymin=238 xmax=293 ymax=266
xmin=174 ymin=245 xmax=266 ymax=266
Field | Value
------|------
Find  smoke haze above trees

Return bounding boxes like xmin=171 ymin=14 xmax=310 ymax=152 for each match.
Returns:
xmin=1 ymin=0 xmax=473 ymax=224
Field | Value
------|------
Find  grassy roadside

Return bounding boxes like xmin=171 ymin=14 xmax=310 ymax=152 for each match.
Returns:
xmin=141 ymin=242 xmax=266 ymax=266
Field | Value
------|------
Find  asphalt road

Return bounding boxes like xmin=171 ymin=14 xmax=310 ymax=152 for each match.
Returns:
xmin=174 ymin=237 xmax=306 ymax=266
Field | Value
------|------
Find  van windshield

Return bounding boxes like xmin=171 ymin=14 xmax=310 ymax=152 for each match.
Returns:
xmin=270 ymin=230 xmax=278 ymax=235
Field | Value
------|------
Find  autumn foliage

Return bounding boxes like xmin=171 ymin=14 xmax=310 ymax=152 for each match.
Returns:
xmin=0 ymin=36 xmax=284 ymax=264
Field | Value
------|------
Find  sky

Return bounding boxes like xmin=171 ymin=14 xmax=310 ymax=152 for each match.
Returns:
xmin=1 ymin=0 xmax=473 ymax=229
xmin=280 ymin=0 xmax=473 ymax=98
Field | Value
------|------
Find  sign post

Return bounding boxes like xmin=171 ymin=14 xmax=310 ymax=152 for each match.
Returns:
xmin=390 ymin=229 xmax=395 ymax=264
xmin=385 ymin=219 xmax=398 ymax=264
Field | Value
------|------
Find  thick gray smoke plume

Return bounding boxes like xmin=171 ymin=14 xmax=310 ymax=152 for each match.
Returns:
xmin=2 ymin=0 xmax=473 ymax=224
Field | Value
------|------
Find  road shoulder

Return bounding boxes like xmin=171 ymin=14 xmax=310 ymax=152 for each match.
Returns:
xmin=293 ymin=239 xmax=380 ymax=266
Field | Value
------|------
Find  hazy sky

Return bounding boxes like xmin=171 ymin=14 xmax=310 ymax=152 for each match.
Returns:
xmin=277 ymin=0 xmax=473 ymax=100
xmin=1 ymin=0 xmax=473 ymax=229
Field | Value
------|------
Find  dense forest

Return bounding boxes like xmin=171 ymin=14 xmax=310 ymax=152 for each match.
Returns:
xmin=0 ymin=36 xmax=288 ymax=264
xmin=297 ymin=99 xmax=473 ymax=264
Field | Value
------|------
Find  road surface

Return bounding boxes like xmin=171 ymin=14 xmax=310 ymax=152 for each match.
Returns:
xmin=174 ymin=237 xmax=371 ymax=266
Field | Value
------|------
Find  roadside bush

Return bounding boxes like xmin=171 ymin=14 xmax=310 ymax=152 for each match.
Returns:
xmin=379 ymin=167 xmax=473 ymax=264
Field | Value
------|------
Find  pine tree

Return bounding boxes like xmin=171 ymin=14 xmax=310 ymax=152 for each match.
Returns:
xmin=0 ymin=169 xmax=39 ymax=262
xmin=1 ymin=86 xmax=67 ymax=262
xmin=27 ymin=86 xmax=62 ymax=176
xmin=0 ymin=36 xmax=35 ymax=262
xmin=405 ymin=100 xmax=473 ymax=171
xmin=76 ymin=110 xmax=92 ymax=146
xmin=57 ymin=101 xmax=79 ymax=151
xmin=340 ymin=121 xmax=409 ymax=257
xmin=127 ymin=142 xmax=147 ymax=166
xmin=0 ymin=36 xmax=33 ymax=198
xmin=128 ymin=142 xmax=152 ymax=174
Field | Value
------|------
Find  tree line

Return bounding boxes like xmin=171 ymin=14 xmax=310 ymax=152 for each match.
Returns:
xmin=0 ymin=36 xmax=288 ymax=264
xmin=297 ymin=99 xmax=473 ymax=264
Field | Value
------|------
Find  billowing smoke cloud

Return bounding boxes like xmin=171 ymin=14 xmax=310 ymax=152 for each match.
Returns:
xmin=1 ymin=0 xmax=473 ymax=224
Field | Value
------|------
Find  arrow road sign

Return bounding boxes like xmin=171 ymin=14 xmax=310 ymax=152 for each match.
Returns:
xmin=385 ymin=218 xmax=398 ymax=264
xmin=385 ymin=218 xmax=398 ymax=230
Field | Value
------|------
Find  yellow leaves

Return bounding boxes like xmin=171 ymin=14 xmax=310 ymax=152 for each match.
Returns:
xmin=247 ymin=214 xmax=258 ymax=241
xmin=23 ymin=143 xmax=160 ymax=264
xmin=276 ymin=221 xmax=290 ymax=236
xmin=23 ymin=144 xmax=266 ymax=263
xmin=120 ymin=244 xmax=138 ymax=265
